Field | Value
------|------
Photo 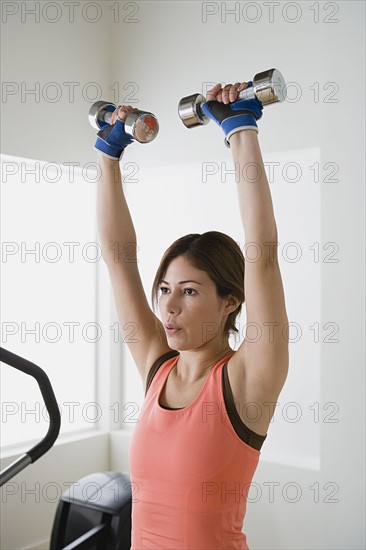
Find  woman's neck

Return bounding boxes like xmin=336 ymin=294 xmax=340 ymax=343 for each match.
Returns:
xmin=173 ymin=345 xmax=233 ymax=384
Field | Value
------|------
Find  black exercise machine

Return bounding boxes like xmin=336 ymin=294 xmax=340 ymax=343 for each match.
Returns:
xmin=0 ymin=347 xmax=132 ymax=550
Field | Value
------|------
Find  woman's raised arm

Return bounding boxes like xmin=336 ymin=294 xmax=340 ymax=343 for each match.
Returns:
xmin=203 ymin=83 xmax=289 ymax=413
xmin=96 ymin=152 xmax=138 ymax=266
xmin=95 ymin=108 xmax=171 ymax=381
xmin=96 ymin=105 xmax=137 ymax=265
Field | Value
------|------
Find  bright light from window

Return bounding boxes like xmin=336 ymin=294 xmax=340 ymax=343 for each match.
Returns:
xmin=1 ymin=155 xmax=99 ymax=449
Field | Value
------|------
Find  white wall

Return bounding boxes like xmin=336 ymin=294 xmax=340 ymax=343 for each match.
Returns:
xmin=1 ymin=1 xmax=365 ymax=549
xmin=0 ymin=0 xmax=114 ymax=165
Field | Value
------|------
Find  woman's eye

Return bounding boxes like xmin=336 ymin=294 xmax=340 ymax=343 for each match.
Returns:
xmin=158 ymin=287 xmax=196 ymax=296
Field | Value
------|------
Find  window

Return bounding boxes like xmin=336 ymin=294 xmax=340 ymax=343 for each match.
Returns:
xmin=1 ymin=155 xmax=101 ymax=448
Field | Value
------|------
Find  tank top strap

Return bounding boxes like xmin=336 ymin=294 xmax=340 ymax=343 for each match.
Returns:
xmin=145 ymin=350 xmax=179 ymax=396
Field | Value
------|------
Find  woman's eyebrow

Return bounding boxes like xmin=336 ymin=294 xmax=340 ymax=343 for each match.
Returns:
xmin=160 ymin=279 xmax=203 ymax=285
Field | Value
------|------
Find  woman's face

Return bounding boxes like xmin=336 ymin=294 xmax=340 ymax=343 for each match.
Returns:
xmin=158 ymin=256 xmax=233 ymax=350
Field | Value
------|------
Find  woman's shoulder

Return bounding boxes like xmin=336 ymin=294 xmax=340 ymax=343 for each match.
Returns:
xmin=145 ymin=349 xmax=180 ymax=395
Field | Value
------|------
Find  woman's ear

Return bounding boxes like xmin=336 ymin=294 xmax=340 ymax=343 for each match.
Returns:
xmin=225 ymin=295 xmax=241 ymax=314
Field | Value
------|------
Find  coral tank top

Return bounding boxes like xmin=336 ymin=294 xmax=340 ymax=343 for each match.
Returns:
xmin=128 ymin=350 xmax=261 ymax=549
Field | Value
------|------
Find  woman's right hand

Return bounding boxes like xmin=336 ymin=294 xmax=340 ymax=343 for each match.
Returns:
xmin=94 ymin=105 xmax=136 ymax=160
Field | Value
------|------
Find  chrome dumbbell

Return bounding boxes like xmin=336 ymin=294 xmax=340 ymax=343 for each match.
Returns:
xmin=178 ymin=68 xmax=286 ymax=128
xmin=88 ymin=100 xmax=159 ymax=143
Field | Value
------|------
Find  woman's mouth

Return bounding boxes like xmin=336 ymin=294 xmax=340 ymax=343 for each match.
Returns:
xmin=165 ymin=325 xmax=182 ymax=334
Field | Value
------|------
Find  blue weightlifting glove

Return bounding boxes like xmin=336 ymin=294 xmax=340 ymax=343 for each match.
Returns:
xmin=94 ymin=118 xmax=134 ymax=160
xmin=201 ymin=82 xmax=263 ymax=147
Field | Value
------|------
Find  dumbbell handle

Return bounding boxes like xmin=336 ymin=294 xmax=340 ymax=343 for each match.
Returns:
xmin=97 ymin=108 xmax=114 ymax=126
xmin=234 ymin=83 xmax=273 ymax=103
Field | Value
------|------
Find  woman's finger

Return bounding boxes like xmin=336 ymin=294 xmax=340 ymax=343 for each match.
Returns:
xmin=109 ymin=105 xmax=133 ymax=124
xmin=238 ymin=82 xmax=249 ymax=93
xmin=206 ymin=83 xmax=222 ymax=101
xmin=222 ymin=83 xmax=233 ymax=104
xmin=228 ymin=83 xmax=241 ymax=103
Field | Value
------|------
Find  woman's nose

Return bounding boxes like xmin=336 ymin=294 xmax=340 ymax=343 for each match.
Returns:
xmin=164 ymin=293 xmax=180 ymax=314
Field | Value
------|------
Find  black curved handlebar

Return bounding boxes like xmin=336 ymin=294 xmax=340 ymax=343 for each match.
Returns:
xmin=0 ymin=347 xmax=61 ymax=486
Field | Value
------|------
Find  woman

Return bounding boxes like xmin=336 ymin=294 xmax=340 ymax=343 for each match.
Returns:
xmin=95 ymin=81 xmax=289 ymax=549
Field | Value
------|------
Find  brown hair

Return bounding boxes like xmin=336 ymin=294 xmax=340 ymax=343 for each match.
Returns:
xmin=151 ymin=231 xmax=245 ymax=341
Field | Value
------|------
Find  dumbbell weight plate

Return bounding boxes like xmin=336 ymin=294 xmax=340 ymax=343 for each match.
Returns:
xmin=88 ymin=101 xmax=116 ymax=130
xmin=253 ymin=68 xmax=287 ymax=105
xmin=124 ymin=110 xmax=159 ymax=143
xmin=178 ymin=93 xmax=210 ymax=128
